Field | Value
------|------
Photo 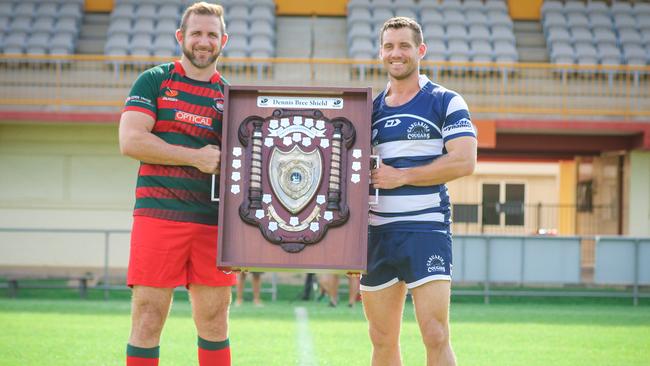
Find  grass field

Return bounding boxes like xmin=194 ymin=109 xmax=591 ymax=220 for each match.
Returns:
xmin=1 ymin=290 xmax=649 ymax=366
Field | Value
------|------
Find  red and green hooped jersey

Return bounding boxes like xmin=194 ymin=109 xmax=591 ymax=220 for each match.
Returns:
xmin=123 ymin=61 xmax=227 ymax=225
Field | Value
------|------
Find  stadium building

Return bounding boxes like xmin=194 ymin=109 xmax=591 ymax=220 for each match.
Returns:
xmin=0 ymin=0 xmax=649 ymax=290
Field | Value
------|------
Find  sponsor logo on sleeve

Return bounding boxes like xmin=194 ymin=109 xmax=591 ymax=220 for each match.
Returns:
xmin=442 ymin=118 xmax=475 ymax=135
xmin=125 ymin=95 xmax=154 ymax=107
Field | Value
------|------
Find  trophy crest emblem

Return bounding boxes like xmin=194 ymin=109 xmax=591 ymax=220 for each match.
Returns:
xmin=269 ymin=145 xmax=322 ymax=214
xmin=236 ymin=109 xmax=356 ymax=253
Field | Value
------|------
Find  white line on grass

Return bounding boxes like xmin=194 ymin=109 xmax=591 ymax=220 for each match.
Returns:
xmin=294 ymin=306 xmax=317 ymax=366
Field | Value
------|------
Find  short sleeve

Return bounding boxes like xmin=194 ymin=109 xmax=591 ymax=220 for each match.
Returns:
xmin=441 ymin=93 xmax=476 ymax=142
xmin=123 ymin=68 xmax=160 ymax=119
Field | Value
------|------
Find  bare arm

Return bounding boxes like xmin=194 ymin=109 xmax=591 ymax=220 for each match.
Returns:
xmin=371 ymin=136 xmax=477 ymax=189
xmin=118 ymin=110 xmax=221 ymax=174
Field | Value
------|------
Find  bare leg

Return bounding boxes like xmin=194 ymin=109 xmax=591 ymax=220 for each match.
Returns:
xmin=251 ymin=273 xmax=263 ymax=306
xmin=348 ymin=275 xmax=360 ymax=307
xmin=410 ymin=281 xmax=456 ymax=366
xmin=129 ymin=286 xmax=174 ymax=347
xmin=235 ymin=272 xmax=246 ymax=306
xmin=361 ymin=282 xmax=407 ymax=366
xmin=319 ymin=274 xmax=340 ymax=306
xmin=189 ymin=284 xmax=232 ymax=341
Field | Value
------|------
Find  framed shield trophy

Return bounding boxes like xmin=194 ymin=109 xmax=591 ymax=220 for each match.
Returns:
xmin=215 ymin=85 xmax=372 ymax=273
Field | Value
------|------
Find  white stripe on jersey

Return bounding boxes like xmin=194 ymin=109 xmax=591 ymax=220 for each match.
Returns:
xmin=370 ymin=193 xmax=441 ymax=213
xmin=373 ymin=113 xmax=442 ymax=135
xmin=376 ymin=139 xmax=444 ymax=159
xmin=445 ymin=95 xmax=469 ymax=117
xmin=369 ymin=212 xmax=446 ymax=226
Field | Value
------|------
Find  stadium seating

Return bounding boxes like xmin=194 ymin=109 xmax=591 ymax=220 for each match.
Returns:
xmin=542 ymin=0 xmax=650 ymax=66
xmin=0 ymin=0 xmax=84 ymax=55
xmin=1 ymin=0 xmax=647 ymax=69
xmin=347 ymin=0 xmax=518 ymax=63
xmin=224 ymin=0 xmax=276 ymax=58
xmin=104 ymin=0 xmax=276 ymax=58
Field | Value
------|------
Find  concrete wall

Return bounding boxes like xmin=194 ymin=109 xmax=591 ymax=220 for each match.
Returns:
xmin=0 ymin=123 xmax=137 ymax=221
xmin=0 ymin=123 xmax=137 ymax=272
xmin=447 ymin=161 xmax=559 ymax=234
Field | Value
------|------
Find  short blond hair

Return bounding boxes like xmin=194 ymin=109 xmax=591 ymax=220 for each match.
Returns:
xmin=180 ymin=2 xmax=226 ymax=36
xmin=379 ymin=17 xmax=423 ymax=46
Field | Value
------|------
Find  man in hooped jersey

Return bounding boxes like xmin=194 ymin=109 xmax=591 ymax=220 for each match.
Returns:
xmin=118 ymin=2 xmax=236 ymax=365
xmin=362 ymin=17 xmax=477 ymax=366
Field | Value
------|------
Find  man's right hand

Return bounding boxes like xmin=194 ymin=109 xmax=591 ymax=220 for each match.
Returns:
xmin=120 ymin=111 xmax=223 ymax=173
xmin=194 ymin=144 xmax=221 ymax=174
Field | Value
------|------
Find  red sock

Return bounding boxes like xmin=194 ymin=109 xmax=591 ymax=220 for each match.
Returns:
xmin=126 ymin=357 xmax=159 ymax=366
xmin=126 ymin=344 xmax=159 ymax=366
xmin=198 ymin=337 xmax=231 ymax=366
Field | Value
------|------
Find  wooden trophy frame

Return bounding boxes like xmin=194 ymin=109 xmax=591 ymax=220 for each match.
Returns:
xmin=216 ymin=85 xmax=372 ymax=273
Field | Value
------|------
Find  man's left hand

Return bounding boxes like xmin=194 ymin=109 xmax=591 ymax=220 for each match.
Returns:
xmin=371 ymin=164 xmax=406 ymax=190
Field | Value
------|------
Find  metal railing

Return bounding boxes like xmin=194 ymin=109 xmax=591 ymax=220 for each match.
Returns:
xmin=1 ymin=54 xmax=649 ymax=118
xmin=451 ymin=203 xmax=619 ymax=236
xmin=452 ymin=235 xmax=650 ymax=305
xmin=0 ymin=228 xmax=128 ymax=300
xmin=1 ymin=227 xmax=647 ymax=304
xmin=0 ymin=227 xmax=278 ymax=301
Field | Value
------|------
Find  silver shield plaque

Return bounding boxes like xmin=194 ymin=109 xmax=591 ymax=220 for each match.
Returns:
xmin=269 ymin=145 xmax=322 ymax=214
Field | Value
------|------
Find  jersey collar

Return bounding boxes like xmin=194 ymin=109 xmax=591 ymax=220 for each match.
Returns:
xmin=173 ymin=61 xmax=222 ymax=83
xmin=385 ymin=74 xmax=431 ymax=95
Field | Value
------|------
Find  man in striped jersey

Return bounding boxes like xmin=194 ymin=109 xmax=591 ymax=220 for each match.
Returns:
xmin=118 ymin=3 xmax=236 ymax=365
xmin=361 ymin=17 xmax=477 ymax=366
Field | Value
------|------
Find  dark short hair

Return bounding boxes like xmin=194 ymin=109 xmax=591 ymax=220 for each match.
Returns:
xmin=379 ymin=17 xmax=423 ymax=46
xmin=180 ymin=2 xmax=226 ymax=36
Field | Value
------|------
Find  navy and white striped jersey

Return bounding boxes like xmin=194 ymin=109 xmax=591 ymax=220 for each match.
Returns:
xmin=369 ymin=75 xmax=476 ymax=232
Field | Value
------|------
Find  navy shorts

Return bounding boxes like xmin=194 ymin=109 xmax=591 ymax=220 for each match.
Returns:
xmin=360 ymin=230 xmax=452 ymax=291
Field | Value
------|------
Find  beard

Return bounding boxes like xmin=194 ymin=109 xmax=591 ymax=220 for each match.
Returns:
xmin=386 ymin=60 xmax=418 ymax=81
xmin=182 ymin=42 xmax=220 ymax=69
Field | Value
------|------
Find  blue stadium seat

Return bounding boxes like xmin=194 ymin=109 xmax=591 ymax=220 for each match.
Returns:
xmin=425 ymin=41 xmax=447 ymax=61
xmin=550 ymin=43 xmax=575 ymax=64
xmin=13 ymin=3 xmax=36 ymax=18
xmin=470 ymin=40 xmax=494 ymax=62
xmin=446 ymin=24 xmax=468 ymax=42
xmin=598 ymin=44 xmax=622 ymax=66
xmin=36 ymin=3 xmax=59 ymax=18
xmin=157 ymin=4 xmax=180 ymax=22
xmin=493 ymin=40 xmax=518 ymax=63
xmin=349 ymin=38 xmax=375 ymax=59
xmin=468 ymin=24 xmax=491 ymax=42
xmin=9 ymin=17 xmax=32 ymax=34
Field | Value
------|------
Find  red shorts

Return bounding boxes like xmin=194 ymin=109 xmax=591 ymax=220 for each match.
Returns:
xmin=127 ymin=216 xmax=237 ymax=288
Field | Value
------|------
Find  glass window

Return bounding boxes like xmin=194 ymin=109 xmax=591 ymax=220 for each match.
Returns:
xmin=482 ymin=183 xmax=500 ymax=225
xmin=577 ymin=180 xmax=593 ymax=212
xmin=505 ymin=183 xmax=525 ymax=226
xmin=453 ymin=204 xmax=479 ymax=223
